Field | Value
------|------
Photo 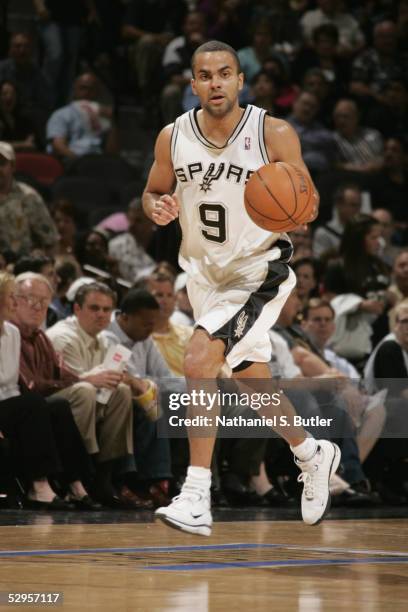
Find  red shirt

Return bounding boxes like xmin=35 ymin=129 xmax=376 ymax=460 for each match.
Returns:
xmin=17 ymin=326 xmax=79 ymax=395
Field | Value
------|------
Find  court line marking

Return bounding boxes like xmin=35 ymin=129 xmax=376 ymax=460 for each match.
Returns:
xmin=146 ymin=557 xmax=408 ymax=571
xmin=0 ymin=542 xmax=407 ymax=558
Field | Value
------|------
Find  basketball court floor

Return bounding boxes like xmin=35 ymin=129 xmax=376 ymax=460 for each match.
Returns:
xmin=0 ymin=506 xmax=407 ymax=611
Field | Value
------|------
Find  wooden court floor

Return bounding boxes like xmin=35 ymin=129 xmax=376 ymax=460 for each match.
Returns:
xmin=1 ymin=516 xmax=408 ymax=611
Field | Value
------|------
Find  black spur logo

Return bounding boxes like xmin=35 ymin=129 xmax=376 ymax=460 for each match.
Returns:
xmin=199 ymin=162 xmax=225 ymax=193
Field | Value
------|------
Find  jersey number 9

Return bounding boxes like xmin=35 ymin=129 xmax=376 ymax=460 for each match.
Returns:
xmin=199 ymin=202 xmax=227 ymax=244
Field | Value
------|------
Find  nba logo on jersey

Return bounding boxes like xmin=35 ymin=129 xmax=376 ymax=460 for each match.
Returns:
xmin=245 ymin=137 xmax=251 ymax=150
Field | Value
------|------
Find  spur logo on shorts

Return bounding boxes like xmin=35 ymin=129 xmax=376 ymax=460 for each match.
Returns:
xmin=234 ymin=311 xmax=249 ymax=338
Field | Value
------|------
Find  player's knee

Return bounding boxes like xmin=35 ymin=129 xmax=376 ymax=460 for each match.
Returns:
xmin=184 ymin=351 xmax=222 ymax=379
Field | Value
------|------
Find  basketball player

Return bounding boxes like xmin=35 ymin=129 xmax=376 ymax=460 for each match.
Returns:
xmin=143 ymin=41 xmax=340 ymax=536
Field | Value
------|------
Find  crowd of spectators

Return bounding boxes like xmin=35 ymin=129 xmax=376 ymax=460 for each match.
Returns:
xmin=0 ymin=0 xmax=408 ymax=512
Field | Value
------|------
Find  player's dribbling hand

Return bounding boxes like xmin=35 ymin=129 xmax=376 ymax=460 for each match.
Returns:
xmin=152 ymin=194 xmax=180 ymax=226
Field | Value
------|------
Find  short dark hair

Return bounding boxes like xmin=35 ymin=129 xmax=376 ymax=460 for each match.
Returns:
xmin=14 ymin=254 xmax=54 ymax=276
xmin=191 ymin=40 xmax=241 ymax=76
xmin=75 ymin=281 xmax=116 ymax=307
xmin=333 ymin=183 xmax=361 ymax=206
xmin=302 ymin=298 xmax=335 ymax=321
xmin=120 ymin=289 xmax=159 ymax=315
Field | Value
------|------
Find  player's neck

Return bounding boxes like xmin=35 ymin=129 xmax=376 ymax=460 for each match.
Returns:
xmin=197 ymin=105 xmax=245 ymax=148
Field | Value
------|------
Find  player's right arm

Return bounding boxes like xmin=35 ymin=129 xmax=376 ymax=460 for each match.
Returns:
xmin=143 ymin=125 xmax=180 ymax=226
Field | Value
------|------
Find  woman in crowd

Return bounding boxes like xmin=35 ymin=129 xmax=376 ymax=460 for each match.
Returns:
xmin=292 ymin=257 xmax=321 ymax=307
xmin=324 ymin=214 xmax=391 ymax=366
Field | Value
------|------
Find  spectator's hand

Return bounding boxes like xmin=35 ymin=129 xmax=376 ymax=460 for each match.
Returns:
xmin=84 ymin=370 xmax=123 ymax=389
xmin=122 ymin=373 xmax=149 ymax=396
xmin=152 ymin=194 xmax=179 ymax=226
xmin=360 ymin=299 xmax=385 ymax=315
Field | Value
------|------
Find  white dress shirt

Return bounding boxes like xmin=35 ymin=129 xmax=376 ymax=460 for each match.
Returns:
xmin=0 ymin=321 xmax=21 ymax=401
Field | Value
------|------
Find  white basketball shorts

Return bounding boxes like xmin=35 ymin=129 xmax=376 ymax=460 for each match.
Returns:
xmin=186 ymin=238 xmax=296 ymax=369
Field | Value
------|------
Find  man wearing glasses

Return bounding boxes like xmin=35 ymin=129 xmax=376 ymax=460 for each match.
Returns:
xmin=13 ymin=276 xmax=135 ymax=507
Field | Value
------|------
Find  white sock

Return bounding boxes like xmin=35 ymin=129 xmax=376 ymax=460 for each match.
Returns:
xmin=187 ymin=466 xmax=211 ymax=487
xmin=291 ymin=437 xmax=318 ymax=462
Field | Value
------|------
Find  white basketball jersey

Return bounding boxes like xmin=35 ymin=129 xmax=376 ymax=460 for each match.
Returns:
xmin=171 ymin=104 xmax=284 ymax=283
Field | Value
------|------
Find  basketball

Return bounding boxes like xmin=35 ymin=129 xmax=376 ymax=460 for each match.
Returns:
xmin=244 ymin=162 xmax=316 ymax=232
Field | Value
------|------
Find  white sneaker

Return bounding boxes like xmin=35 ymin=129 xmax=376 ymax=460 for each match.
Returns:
xmin=295 ymin=440 xmax=341 ymax=526
xmin=155 ymin=480 xmax=212 ymax=537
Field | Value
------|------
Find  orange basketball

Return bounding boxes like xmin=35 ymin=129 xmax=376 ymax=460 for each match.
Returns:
xmin=244 ymin=162 xmax=316 ymax=233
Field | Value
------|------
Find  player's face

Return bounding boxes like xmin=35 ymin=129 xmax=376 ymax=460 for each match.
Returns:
xmin=191 ymin=51 xmax=243 ymax=118
xmin=395 ymin=307 xmax=408 ymax=352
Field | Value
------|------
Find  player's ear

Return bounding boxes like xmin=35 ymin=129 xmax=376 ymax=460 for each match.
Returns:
xmin=191 ymin=78 xmax=197 ymax=96
xmin=238 ymin=72 xmax=244 ymax=92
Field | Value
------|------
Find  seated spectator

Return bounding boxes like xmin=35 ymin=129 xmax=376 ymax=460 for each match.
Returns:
xmin=333 ymin=99 xmax=384 ymax=174
xmin=287 ymin=90 xmax=336 ymax=174
xmin=274 ymin=289 xmax=374 ymax=498
xmin=47 ymin=258 xmax=77 ymax=320
xmin=301 ymin=298 xmax=387 ymax=465
xmin=0 ymin=80 xmax=37 ymax=150
xmin=201 ymin=0 xmax=251 ymax=51
xmin=0 ymin=141 xmax=58 ymax=257
xmin=388 ymin=250 xmax=408 ymax=327
xmin=144 ymin=271 xmax=193 ymax=376
xmin=313 ymin=183 xmax=362 ymax=259
xmin=46 ymin=281 xmax=136 ymax=507
xmin=170 ymin=272 xmax=194 ymax=327
xmin=262 ymin=55 xmax=299 ymax=114
xmin=300 ymin=0 xmax=365 ymax=57
xmin=350 ymin=20 xmax=407 ymax=106
xmin=161 ymin=10 xmax=207 ymax=125
xmin=13 ymin=253 xmax=58 ymax=326
xmin=0 ymin=32 xmax=52 ymax=114
xmin=250 ymin=70 xmax=283 ymax=116
xmin=238 ymin=19 xmax=287 ymax=84
xmin=105 ymin=289 xmax=175 ymax=505
xmin=78 ymin=229 xmax=119 ymax=277
xmin=46 ymin=72 xmax=118 ymax=161
xmin=121 ymin=0 xmax=187 ymax=117
xmin=291 ymin=224 xmax=313 ymax=261
xmin=324 ymin=214 xmax=391 ymax=363
xmin=292 ymin=257 xmax=321 ymax=307
xmin=50 ymin=199 xmax=82 ymax=256
xmin=365 ymin=78 xmax=408 ymax=140
xmin=293 ymin=24 xmax=349 ymax=92
xmin=372 ymin=208 xmax=401 ymax=268
xmin=33 ymin=0 xmax=98 ymax=107
xmin=108 ymin=198 xmax=156 ymax=283
xmin=0 ymin=271 xmax=88 ymax=510
xmin=369 ymin=137 xmax=408 ymax=234
xmin=249 ymin=0 xmax=303 ymax=60
xmin=372 ymin=301 xmax=408 ymax=389
xmin=302 ymin=68 xmax=338 ymax=126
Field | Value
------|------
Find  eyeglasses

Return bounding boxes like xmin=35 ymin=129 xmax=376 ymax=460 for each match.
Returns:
xmin=16 ymin=294 xmax=50 ymax=308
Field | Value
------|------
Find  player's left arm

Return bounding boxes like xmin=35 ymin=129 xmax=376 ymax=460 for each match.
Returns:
xmin=264 ymin=116 xmax=319 ymax=222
